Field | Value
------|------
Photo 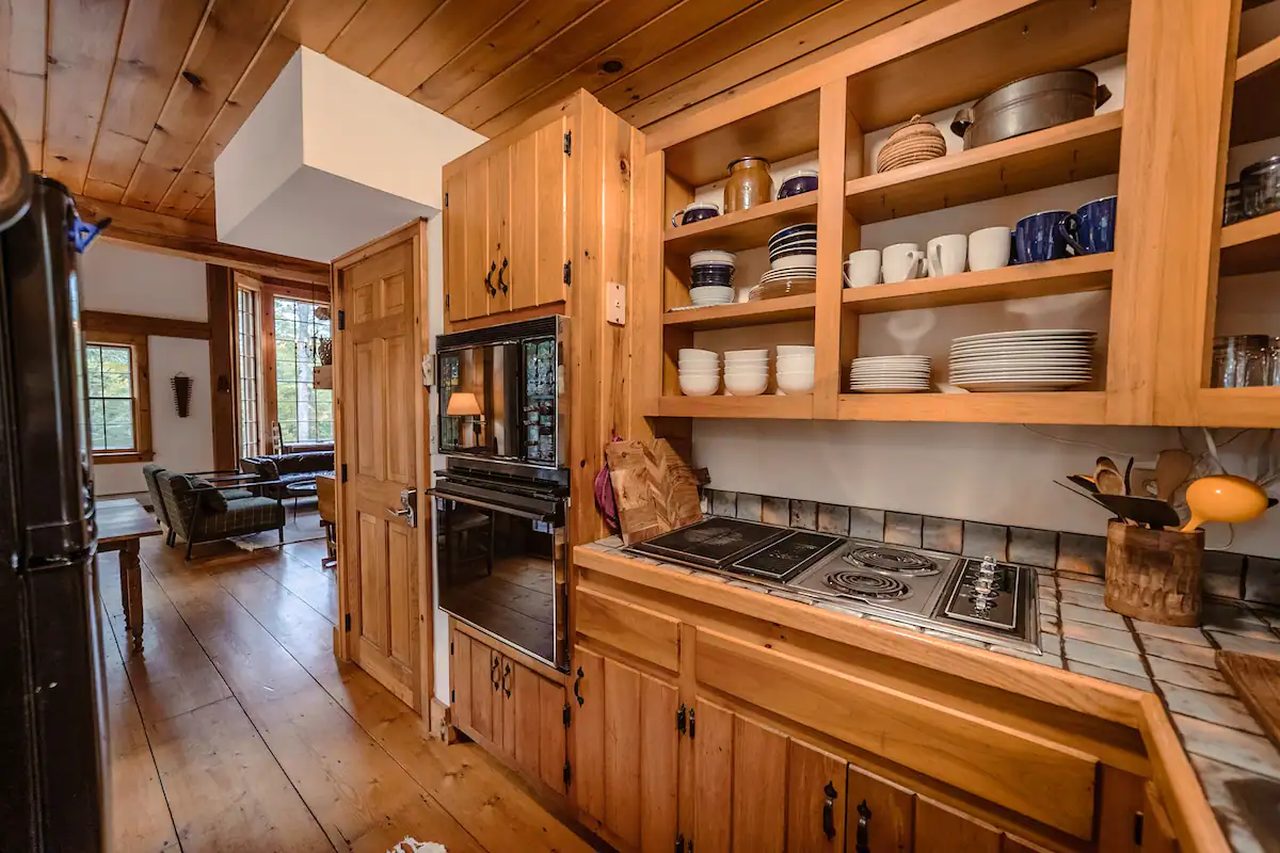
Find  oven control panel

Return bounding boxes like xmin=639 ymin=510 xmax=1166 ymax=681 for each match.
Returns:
xmin=940 ymin=556 xmax=1021 ymax=631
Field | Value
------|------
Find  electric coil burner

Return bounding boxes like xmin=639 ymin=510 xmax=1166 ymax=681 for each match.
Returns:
xmin=844 ymin=546 xmax=939 ymax=576
xmin=824 ymin=570 xmax=911 ymax=600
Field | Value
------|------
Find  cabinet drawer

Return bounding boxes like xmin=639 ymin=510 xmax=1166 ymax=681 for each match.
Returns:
xmin=694 ymin=628 xmax=1098 ymax=840
xmin=576 ymin=587 xmax=680 ymax=671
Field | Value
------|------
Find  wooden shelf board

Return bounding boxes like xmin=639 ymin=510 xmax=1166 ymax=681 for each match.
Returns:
xmin=845 ymin=0 xmax=1131 ymax=132
xmin=663 ymin=295 xmax=815 ymax=330
xmin=1231 ymin=34 xmax=1280 ymax=144
xmin=1195 ymin=387 xmax=1280 ymax=427
xmin=663 ymin=91 xmax=821 ymax=188
xmin=845 ymin=112 xmax=1122 ymax=224
xmin=664 ymin=194 xmax=818 ymax=254
xmin=836 ymin=391 xmax=1107 ymax=424
xmin=1220 ymin=210 xmax=1280 ymax=275
xmin=842 ymin=254 xmax=1113 ymax=314
xmin=653 ymin=394 xmax=814 ymax=419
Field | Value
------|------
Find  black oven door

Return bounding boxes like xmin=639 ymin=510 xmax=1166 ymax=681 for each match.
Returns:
xmin=432 ymin=484 xmax=567 ymax=670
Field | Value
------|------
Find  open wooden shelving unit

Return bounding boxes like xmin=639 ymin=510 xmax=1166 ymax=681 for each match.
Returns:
xmin=638 ymin=0 xmax=1276 ymax=430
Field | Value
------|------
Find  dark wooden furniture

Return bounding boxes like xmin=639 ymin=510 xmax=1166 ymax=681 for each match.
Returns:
xmin=95 ymin=498 xmax=161 ymax=651
xmin=315 ymin=473 xmax=336 ymax=570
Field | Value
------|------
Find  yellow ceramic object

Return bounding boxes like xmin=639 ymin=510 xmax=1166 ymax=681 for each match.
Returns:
xmin=1181 ymin=475 xmax=1269 ymax=532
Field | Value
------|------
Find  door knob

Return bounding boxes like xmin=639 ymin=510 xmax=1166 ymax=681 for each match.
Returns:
xmin=386 ymin=489 xmax=418 ymax=527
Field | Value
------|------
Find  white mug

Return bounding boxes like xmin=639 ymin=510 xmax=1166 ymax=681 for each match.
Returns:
xmin=882 ymin=243 xmax=925 ymax=283
xmin=843 ymin=249 xmax=881 ymax=287
xmin=927 ymin=234 xmax=967 ymax=278
xmin=968 ymin=225 xmax=1012 ymax=271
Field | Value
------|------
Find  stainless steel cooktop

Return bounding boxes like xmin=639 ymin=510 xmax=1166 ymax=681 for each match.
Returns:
xmin=627 ymin=517 xmax=1040 ymax=653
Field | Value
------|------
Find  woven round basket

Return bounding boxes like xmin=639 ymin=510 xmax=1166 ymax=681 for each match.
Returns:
xmin=876 ymin=115 xmax=946 ymax=173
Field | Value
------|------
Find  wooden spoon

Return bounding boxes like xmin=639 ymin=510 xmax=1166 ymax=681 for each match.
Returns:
xmin=1095 ymin=467 xmax=1126 ymax=496
xmin=1156 ymin=449 xmax=1195 ymax=503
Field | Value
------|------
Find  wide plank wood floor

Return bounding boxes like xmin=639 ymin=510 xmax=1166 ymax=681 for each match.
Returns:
xmin=97 ymin=529 xmax=594 ymax=852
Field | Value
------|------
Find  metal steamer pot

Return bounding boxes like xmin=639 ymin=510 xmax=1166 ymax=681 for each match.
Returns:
xmin=950 ymin=69 xmax=1111 ymax=149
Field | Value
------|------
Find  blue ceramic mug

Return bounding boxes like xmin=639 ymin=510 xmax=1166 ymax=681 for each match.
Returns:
xmin=1015 ymin=210 xmax=1070 ymax=263
xmin=1058 ymin=195 xmax=1117 ymax=255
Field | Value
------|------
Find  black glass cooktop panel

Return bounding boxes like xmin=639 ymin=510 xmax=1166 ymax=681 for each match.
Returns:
xmin=732 ymin=530 xmax=843 ymax=580
xmin=628 ymin=517 xmax=789 ymax=569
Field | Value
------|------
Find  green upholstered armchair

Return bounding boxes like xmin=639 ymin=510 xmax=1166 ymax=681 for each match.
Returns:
xmin=155 ymin=470 xmax=287 ymax=560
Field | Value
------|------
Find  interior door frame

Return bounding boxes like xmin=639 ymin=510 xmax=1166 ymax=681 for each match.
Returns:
xmin=331 ymin=218 xmax=432 ymax=711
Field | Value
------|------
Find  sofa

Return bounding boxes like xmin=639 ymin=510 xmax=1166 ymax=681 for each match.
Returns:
xmin=241 ymin=450 xmax=335 ymax=500
xmin=153 ymin=469 xmax=286 ymax=559
xmin=142 ymin=463 xmax=256 ymax=540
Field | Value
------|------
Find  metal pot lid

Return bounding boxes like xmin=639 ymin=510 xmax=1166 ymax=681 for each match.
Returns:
xmin=1241 ymin=155 xmax=1280 ymax=177
xmin=0 ymin=105 xmax=32 ymax=233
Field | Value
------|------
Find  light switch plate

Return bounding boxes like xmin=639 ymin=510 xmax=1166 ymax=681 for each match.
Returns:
xmin=606 ymin=281 xmax=626 ymax=325
xmin=421 ymin=356 xmax=434 ymax=387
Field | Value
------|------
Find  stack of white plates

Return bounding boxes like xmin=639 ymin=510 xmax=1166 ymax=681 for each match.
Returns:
xmin=948 ymin=329 xmax=1096 ymax=392
xmin=678 ymin=348 xmax=720 ymax=396
xmin=848 ymin=355 xmax=932 ymax=393
xmin=776 ymin=345 xmax=815 ymax=394
xmin=724 ymin=349 xmax=769 ymax=396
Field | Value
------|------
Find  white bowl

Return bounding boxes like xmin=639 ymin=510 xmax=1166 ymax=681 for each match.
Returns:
xmin=723 ymin=364 xmax=768 ymax=373
xmin=679 ymin=374 xmax=720 ymax=396
xmin=690 ymin=250 xmax=736 ymax=268
xmin=678 ymin=363 xmax=719 ymax=373
xmin=690 ymin=285 xmax=734 ymax=300
xmin=724 ymin=374 xmax=769 ymax=396
xmin=678 ymin=347 xmax=717 ymax=360
xmin=776 ymin=372 xmax=815 ymax=394
xmin=678 ymin=368 xmax=720 ymax=377
xmin=770 ymin=254 xmax=818 ymax=271
xmin=724 ymin=349 xmax=769 ymax=358
xmin=777 ymin=345 xmax=815 ymax=355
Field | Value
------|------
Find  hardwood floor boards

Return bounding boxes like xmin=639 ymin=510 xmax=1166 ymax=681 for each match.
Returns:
xmin=98 ymin=536 xmax=593 ymax=852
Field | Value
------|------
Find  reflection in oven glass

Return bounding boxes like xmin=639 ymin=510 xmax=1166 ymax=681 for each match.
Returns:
xmin=437 ymin=500 xmax=557 ymax=664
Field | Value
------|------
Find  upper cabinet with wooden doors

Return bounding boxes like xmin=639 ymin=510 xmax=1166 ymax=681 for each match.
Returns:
xmin=443 ymin=103 xmax=575 ymax=323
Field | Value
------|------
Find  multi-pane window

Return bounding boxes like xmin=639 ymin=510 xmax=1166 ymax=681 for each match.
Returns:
xmin=85 ymin=343 xmax=138 ymax=454
xmin=236 ymin=287 xmax=260 ymax=459
xmin=273 ymin=296 xmax=333 ymax=445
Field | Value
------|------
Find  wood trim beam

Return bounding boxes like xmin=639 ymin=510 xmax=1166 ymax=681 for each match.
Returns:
xmin=206 ymin=266 xmax=237 ymax=471
xmin=74 ymin=195 xmax=331 ymax=285
xmin=81 ymin=311 xmax=211 ymax=340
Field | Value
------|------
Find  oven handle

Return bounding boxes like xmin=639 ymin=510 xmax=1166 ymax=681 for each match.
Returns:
xmin=428 ymin=488 xmax=556 ymax=522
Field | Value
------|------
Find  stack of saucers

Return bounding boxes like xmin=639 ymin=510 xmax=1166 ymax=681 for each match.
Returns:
xmin=690 ymin=250 xmax=736 ymax=307
xmin=848 ymin=355 xmax=932 ymax=393
xmin=678 ymin=348 xmax=720 ymax=396
xmin=723 ymin=349 xmax=769 ymax=396
xmin=751 ymin=223 xmax=818 ymax=301
xmin=776 ymin=345 xmax=815 ymax=394
xmin=948 ymin=329 xmax=1096 ymax=392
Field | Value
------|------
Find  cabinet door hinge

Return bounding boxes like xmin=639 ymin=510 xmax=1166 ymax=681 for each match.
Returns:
xmin=563 ymin=130 xmax=572 ymax=156
xmin=444 ymin=293 xmax=451 ymax=309
xmin=449 ymin=639 xmax=454 ymax=655
xmin=340 ymin=463 xmax=348 ymax=483
xmin=676 ymin=703 xmax=686 ymax=735
xmin=337 ymin=309 xmax=345 ymax=331
xmin=1133 ymin=812 xmax=1144 ymax=846
xmin=563 ymin=761 xmax=572 ymax=788
xmin=562 ymin=260 xmax=572 ymax=286
xmin=343 ymin=613 xmax=351 ymax=631
xmin=450 ymin=688 xmax=455 ymax=703
xmin=688 ymin=707 xmax=696 ymax=739
xmin=444 ymin=191 xmax=449 ymax=208
xmin=562 ymin=703 xmax=571 ymax=728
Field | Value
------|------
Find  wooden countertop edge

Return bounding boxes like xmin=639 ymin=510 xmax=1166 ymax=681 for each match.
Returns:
xmin=574 ymin=545 xmax=1230 ymax=853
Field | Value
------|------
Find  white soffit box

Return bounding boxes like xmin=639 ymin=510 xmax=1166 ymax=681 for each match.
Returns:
xmin=215 ymin=47 xmax=485 ymax=263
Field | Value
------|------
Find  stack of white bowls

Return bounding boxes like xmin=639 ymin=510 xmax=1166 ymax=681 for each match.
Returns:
xmin=723 ymin=349 xmax=769 ymax=396
xmin=678 ymin=348 xmax=720 ymax=396
xmin=690 ymin=250 xmax=736 ymax=307
xmin=776 ymin=345 xmax=816 ymax=394
xmin=848 ymin=355 xmax=932 ymax=393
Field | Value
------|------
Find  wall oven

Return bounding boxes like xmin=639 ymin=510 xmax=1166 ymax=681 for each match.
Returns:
xmin=436 ymin=316 xmax=566 ymax=469
xmin=432 ymin=458 xmax=569 ymax=670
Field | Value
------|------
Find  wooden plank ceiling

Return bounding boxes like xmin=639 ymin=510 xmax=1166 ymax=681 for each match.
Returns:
xmin=0 ymin=0 xmax=932 ymax=228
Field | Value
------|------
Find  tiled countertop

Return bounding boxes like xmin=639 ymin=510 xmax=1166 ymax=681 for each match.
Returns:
xmin=579 ymin=536 xmax=1280 ymax=853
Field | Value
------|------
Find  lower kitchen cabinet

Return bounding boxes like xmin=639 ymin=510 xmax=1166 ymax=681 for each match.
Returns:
xmin=449 ymin=626 xmax=567 ymax=794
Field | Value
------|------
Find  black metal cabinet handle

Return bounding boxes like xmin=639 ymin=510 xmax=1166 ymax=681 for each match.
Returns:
xmin=490 ymin=655 xmax=500 ymax=690
xmin=497 ymin=257 xmax=509 ymax=293
xmin=572 ymin=666 xmax=584 ymax=706
xmin=484 ymin=260 xmax=496 ymax=296
xmin=502 ymin=662 xmax=512 ymax=698
xmin=822 ymin=781 xmax=839 ymax=840
xmin=855 ymin=799 xmax=871 ymax=853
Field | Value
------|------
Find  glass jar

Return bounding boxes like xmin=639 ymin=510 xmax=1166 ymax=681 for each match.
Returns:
xmin=1223 ymin=181 xmax=1244 ymax=226
xmin=1241 ymin=155 xmax=1280 ymax=219
xmin=1271 ymin=337 xmax=1280 ymax=386
xmin=1211 ymin=334 xmax=1272 ymax=387
xmin=723 ymin=157 xmax=773 ymax=213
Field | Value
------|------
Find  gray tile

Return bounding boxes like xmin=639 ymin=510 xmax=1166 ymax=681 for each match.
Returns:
xmin=1203 ymin=550 xmax=1245 ymax=600
xmin=1062 ymin=620 xmax=1138 ymax=652
xmin=1245 ymin=555 xmax=1280 ymax=605
xmin=1056 ymin=569 xmax=1104 ymax=586
xmin=1038 ymin=610 xmax=1061 ymax=634
xmin=1187 ymin=754 xmax=1280 ymax=853
xmin=1060 ymin=601 xmax=1127 ymax=630
xmin=1008 ymin=527 xmax=1058 ymax=568
xmin=1249 ymin=602 xmax=1280 ymax=629
xmin=1148 ymin=656 xmax=1232 ymax=695
xmin=962 ymin=521 xmax=1007 ymax=559
xmin=883 ymin=512 xmax=922 ymax=547
xmin=790 ymin=499 xmax=817 ymax=531
xmin=1161 ymin=683 xmax=1264 ymax=734
xmin=922 ymin=516 xmax=962 ymax=554
xmin=848 ymin=507 xmax=884 ymax=541
xmin=1203 ymin=601 xmax=1274 ymax=639
xmin=1209 ymin=631 xmax=1280 ymax=656
xmin=735 ymin=493 xmax=762 ymax=522
xmin=988 ymin=644 xmax=1054 ymax=664
xmin=1068 ymin=661 xmax=1152 ymax=692
xmin=1039 ymin=632 xmax=1062 ymax=656
xmin=710 ymin=489 xmax=737 ymax=517
xmin=761 ymin=495 xmax=790 ymax=526
xmin=1059 ymin=588 xmax=1108 ymax=609
xmin=1059 ymin=576 xmax=1106 ymax=594
xmin=1136 ymin=621 xmax=1211 ymax=646
xmin=1063 ymin=637 xmax=1147 ymax=677
xmin=1174 ymin=714 xmax=1280 ymax=780
xmin=1142 ymin=635 xmax=1219 ymax=667
xmin=816 ymin=503 xmax=849 ymax=536
xmin=1056 ymin=532 xmax=1107 ymax=576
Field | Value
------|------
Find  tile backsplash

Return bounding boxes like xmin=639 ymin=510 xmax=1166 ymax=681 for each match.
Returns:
xmin=699 ymin=488 xmax=1277 ymax=606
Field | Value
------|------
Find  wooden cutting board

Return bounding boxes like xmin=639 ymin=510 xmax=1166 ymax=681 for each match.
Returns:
xmin=1217 ymin=650 xmax=1280 ymax=749
xmin=605 ymin=438 xmax=702 ymax=545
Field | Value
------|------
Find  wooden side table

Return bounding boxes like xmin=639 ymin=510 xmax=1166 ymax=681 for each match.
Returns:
xmin=95 ymin=498 xmax=162 ymax=651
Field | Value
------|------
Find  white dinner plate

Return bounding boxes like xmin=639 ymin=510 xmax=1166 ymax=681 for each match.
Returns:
xmin=951 ymin=329 xmax=1097 ymax=344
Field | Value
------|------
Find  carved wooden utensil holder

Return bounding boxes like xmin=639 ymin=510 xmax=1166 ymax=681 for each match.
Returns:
xmin=1104 ymin=520 xmax=1204 ymax=626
